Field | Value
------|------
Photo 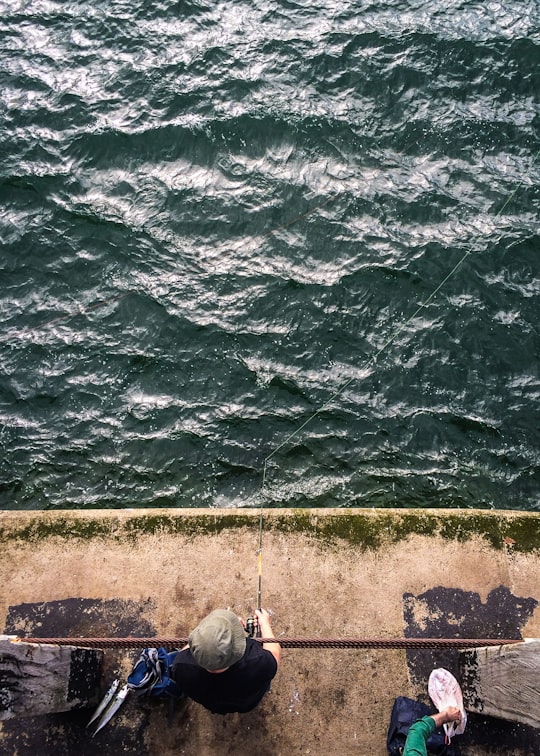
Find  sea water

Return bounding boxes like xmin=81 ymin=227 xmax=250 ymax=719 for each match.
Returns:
xmin=0 ymin=0 xmax=538 ymax=510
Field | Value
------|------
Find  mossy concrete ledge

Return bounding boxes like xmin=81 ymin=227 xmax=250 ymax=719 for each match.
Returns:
xmin=1 ymin=507 xmax=539 ymax=552
xmin=1 ymin=508 xmax=539 ymax=756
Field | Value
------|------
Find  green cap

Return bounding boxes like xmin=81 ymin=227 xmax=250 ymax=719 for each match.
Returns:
xmin=189 ymin=609 xmax=246 ymax=671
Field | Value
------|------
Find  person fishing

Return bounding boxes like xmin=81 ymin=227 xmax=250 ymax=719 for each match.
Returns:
xmin=170 ymin=608 xmax=280 ymax=714
xmin=403 ymin=706 xmax=462 ymax=756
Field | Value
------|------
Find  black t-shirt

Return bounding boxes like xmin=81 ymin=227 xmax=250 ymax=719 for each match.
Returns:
xmin=171 ymin=638 xmax=278 ymax=714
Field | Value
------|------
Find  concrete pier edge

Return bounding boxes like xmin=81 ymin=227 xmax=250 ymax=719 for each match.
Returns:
xmin=1 ymin=507 xmax=539 ymax=755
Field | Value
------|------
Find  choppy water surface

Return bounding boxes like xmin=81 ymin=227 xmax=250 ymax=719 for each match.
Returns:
xmin=1 ymin=0 xmax=539 ymax=510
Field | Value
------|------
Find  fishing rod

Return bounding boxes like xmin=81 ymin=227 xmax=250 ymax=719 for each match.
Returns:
xmin=257 ymin=507 xmax=263 ymax=613
xmin=246 ymin=508 xmax=264 ymax=638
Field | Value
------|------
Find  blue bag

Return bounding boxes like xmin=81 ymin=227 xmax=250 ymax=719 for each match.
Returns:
xmin=127 ymin=647 xmax=183 ymax=699
xmin=387 ymin=696 xmax=455 ymax=755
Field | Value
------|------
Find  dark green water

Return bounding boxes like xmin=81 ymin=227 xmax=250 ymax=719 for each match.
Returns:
xmin=1 ymin=0 xmax=539 ymax=511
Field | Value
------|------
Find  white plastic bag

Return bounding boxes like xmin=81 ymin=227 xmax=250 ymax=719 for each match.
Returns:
xmin=428 ymin=667 xmax=467 ymax=742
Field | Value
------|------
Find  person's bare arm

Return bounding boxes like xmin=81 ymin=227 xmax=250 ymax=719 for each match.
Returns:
xmin=255 ymin=609 xmax=281 ymax=666
xmin=430 ymin=706 xmax=461 ymax=729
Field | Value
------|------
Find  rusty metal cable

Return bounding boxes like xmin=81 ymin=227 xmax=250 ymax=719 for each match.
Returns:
xmin=17 ymin=637 xmax=522 ymax=649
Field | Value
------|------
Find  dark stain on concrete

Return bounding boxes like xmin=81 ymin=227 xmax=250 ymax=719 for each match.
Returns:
xmin=403 ymin=585 xmax=537 ymax=682
xmin=402 ymin=585 xmax=540 ymax=754
xmin=66 ymin=648 xmax=102 ymax=704
xmin=0 ymin=707 xmax=151 ymax=756
xmin=4 ymin=596 xmax=156 ymax=639
xmin=459 ymin=649 xmax=483 ymax=713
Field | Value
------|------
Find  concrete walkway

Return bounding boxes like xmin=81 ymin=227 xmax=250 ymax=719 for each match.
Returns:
xmin=1 ymin=507 xmax=539 ymax=755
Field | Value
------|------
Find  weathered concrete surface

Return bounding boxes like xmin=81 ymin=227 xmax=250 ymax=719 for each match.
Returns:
xmin=460 ymin=640 xmax=540 ymax=728
xmin=0 ymin=507 xmax=539 ymax=756
xmin=0 ymin=638 xmax=102 ymax=719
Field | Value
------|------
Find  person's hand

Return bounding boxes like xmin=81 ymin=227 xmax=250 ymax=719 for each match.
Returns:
xmin=441 ymin=706 xmax=461 ymax=725
xmin=431 ymin=706 xmax=462 ymax=729
xmin=254 ymin=608 xmax=272 ymax=632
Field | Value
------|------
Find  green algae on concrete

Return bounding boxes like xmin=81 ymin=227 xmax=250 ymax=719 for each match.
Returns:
xmin=0 ymin=508 xmax=539 ymax=553
xmin=0 ymin=515 xmax=114 ymax=544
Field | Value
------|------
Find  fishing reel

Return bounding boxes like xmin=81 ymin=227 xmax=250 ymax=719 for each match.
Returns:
xmin=245 ymin=616 xmax=259 ymax=638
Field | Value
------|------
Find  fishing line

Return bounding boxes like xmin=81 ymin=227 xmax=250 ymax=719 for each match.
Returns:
xmin=260 ymin=147 xmax=540 ymax=492
xmin=254 ymin=148 xmax=539 ymax=608
xmin=1 ymin=190 xmax=336 ymax=616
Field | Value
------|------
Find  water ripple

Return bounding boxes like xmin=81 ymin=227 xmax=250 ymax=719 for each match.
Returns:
xmin=0 ymin=0 xmax=538 ymax=510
